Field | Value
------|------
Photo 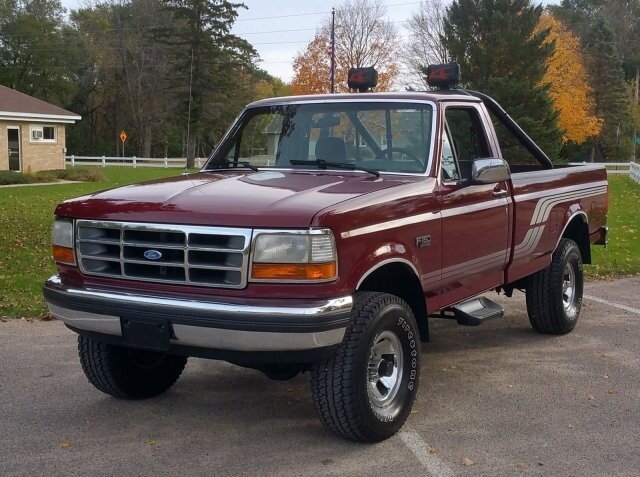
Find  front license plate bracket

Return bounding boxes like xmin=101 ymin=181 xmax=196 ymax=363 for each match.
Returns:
xmin=121 ymin=318 xmax=171 ymax=351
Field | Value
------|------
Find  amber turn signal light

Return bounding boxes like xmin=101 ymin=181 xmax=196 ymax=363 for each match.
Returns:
xmin=52 ymin=245 xmax=76 ymax=265
xmin=251 ymin=262 xmax=336 ymax=281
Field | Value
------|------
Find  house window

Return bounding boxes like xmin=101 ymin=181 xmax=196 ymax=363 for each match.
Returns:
xmin=30 ymin=125 xmax=57 ymax=142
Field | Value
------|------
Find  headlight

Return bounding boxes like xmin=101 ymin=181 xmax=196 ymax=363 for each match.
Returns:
xmin=51 ymin=219 xmax=75 ymax=265
xmin=251 ymin=229 xmax=337 ymax=282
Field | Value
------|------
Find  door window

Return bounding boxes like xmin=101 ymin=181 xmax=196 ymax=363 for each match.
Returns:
xmin=444 ymin=107 xmax=491 ymax=181
xmin=440 ymin=129 xmax=459 ymax=181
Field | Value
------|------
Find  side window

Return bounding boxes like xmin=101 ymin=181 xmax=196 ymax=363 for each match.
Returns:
xmin=440 ymin=129 xmax=459 ymax=181
xmin=445 ymin=107 xmax=490 ymax=180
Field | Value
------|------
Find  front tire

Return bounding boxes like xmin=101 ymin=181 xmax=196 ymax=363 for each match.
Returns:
xmin=78 ymin=335 xmax=187 ymax=399
xmin=526 ymin=238 xmax=584 ymax=334
xmin=310 ymin=292 xmax=421 ymax=442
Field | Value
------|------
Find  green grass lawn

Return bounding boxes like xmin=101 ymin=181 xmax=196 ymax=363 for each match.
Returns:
xmin=0 ymin=167 xmax=188 ymax=318
xmin=0 ymin=169 xmax=638 ymax=318
xmin=588 ymin=174 xmax=640 ymax=278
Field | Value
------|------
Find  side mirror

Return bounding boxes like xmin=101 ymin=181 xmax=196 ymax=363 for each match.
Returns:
xmin=471 ymin=158 xmax=510 ymax=184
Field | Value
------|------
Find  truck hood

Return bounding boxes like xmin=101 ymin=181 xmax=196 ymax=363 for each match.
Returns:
xmin=56 ymin=170 xmax=413 ymax=227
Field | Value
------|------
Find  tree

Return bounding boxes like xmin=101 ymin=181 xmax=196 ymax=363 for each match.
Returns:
xmin=0 ymin=0 xmax=74 ymax=104
xmin=291 ymin=0 xmax=399 ymax=94
xmin=442 ymin=0 xmax=563 ymax=161
xmin=536 ymin=13 xmax=602 ymax=144
xmin=113 ymin=0 xmax=173 ymax=158
xmin=552 ymin=0 xmax=639 ymax=160
xmin=291 ymin=34 xmax=330 ymax=95
xmin=402 ymin=0 xmax=449 ymax=90
xmin=159 ymin=0 xmax=257 ymax=166
xmin=252 ymin=74 xmax=293 ymax=100
xmin=583 ymin=19 xmax=632 ymax=160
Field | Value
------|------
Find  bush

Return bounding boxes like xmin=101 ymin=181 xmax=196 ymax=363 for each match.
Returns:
xmin=0 ymin=168 xmax=106 ymax=185
xmin=59 ymin=168 xmax=106 ymax=182
xmin=0 ymin=171 xmax=37 ymax=185
xmin=38 ymin=168 xmax=106 ymax=182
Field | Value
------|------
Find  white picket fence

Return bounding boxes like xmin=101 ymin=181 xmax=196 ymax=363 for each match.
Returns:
xmin=630 ymin=162 xmax=640 ymax=184
xmin=65 ymin=155 xmax=208 ymax=168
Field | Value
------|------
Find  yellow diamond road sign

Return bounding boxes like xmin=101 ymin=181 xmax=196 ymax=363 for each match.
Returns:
xmin=119 ymin=130 xmax=127 ymax=143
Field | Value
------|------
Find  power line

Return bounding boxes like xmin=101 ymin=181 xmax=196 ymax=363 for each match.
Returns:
xmin=0 ymin=1 xmax=420 ymax=39
xmin=235 ymin=10 xmax=329 ymax=22
xmin=234 ymin=1 xmax=421 ymax=22
xmin=1 ymin=31 xmax=417 ymax=53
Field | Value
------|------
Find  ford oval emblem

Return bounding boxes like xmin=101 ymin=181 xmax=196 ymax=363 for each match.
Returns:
xmin=143 ymin=249 xmax=163 ymax=261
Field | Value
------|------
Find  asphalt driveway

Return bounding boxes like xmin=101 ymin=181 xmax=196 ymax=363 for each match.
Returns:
xmin=1 ymin=276 xmax=638 ymax=476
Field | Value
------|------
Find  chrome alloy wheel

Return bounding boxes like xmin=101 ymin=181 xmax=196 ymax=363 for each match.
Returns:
xmin=367 ymin=330 xmax=403 ymax=415
xmin=562 ymin=262 xmax=577 ymax=318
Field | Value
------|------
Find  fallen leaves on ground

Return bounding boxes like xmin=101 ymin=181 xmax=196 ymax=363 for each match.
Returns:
xmin=460 ymin=457 xmax=475 ymax=466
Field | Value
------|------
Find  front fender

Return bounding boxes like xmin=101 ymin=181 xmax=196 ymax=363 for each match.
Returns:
xmin=343 ymin=241 xmax=422 ymax=292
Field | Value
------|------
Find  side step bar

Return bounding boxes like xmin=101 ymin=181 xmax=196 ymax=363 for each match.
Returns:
xmin=431 ymin=297 xmax=504 ymax=326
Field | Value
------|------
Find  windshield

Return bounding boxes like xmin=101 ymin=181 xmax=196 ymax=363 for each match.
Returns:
xmin=204 ymin=102 xmax=434 ymax=174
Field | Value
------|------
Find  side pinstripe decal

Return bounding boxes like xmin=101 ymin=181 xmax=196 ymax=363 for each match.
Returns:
xmin=439 ymin=185 xmax=606 ymax=279
xmin=513 ymin=186 xmax=606 ymax=259
xmin=528 ymin=186 xmax=607 ymax=225
xmin=346 ymin=183 xmax=606 ymax=282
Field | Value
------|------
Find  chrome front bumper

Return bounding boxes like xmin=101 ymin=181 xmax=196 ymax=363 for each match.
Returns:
xmin=43 ymin=276 xmax=352 ymax=353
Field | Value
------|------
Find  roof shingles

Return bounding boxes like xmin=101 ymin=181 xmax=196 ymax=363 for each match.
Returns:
xmin=0 ymin=84 xmax=79 ymax=118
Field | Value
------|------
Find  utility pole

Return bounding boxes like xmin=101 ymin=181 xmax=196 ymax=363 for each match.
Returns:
xmin=186 ymin=48 xmax=194 ymax=170
xmin=634 ymin=66 xmax=639 ymax=161
xmin=330 ymin=7 xmax=336 ymax=94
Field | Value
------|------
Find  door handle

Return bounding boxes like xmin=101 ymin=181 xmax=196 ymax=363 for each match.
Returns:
xmin=492 ymin=186 xmax=508 ymax=198
xmin=8 ymin=149 xmax=11 ymax=156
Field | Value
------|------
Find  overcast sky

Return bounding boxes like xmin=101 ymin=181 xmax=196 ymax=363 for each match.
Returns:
xmin=60 ymin=0 xmax=557 ymax=83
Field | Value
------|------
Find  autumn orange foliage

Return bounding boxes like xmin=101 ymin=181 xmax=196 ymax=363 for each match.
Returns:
xmin=291 ymin=35 xmax=331 ymax=95
xmin=537 ymin=14 xmax=602 ymax=144
xmin=292 ymin=7 xmax=399 ymax=96
xmin=292 ymin=33 xmax=398 ymax=94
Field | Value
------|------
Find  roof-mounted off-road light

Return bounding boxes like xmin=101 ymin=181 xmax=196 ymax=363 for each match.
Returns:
xmin=426 ymin=63 xmax=461 ymax=90
xmin=348 ymin=67 xmax=378 ymax=93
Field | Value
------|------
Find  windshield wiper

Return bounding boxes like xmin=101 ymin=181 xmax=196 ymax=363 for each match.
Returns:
xmin=207 ymin=160 xmax=259 ymax=172
xmin=289 ymin=159 xmax=379 ymax=178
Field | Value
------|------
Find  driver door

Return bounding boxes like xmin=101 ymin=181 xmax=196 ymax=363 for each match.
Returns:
xmin=434 ymin=103 xmax=512 ymax=307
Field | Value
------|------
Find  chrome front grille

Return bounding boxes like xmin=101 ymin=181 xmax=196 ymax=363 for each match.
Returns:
xmin=75 ymin=220 xmax=252 ymax=288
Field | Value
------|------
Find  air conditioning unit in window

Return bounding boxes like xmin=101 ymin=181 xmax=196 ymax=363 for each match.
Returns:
xmin=32 ymin=129 xmax=43 ymax=140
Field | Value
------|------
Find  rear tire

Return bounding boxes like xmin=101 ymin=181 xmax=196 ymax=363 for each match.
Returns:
xmin=78 ymin=335 xmax=187 ymax=399
xmin=310 ymin=292 xmax=421 ymax=442
xmin=526 ymin=238 xmax=583 ymax=334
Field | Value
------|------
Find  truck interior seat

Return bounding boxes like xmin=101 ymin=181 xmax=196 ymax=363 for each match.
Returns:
xmin=315 ymin=137 xmax=347 ymax=163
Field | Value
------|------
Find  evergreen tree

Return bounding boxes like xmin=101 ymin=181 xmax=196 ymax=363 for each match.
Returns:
xmin=442 ymin=0 xmax=563 ymax=161
xmin=583 ymin=19 xmax=632 ymax=160
xmin=552 ymin=0 xmax=638 ymax=161
xmin=158 ymin=0 xmax=257 ymax=166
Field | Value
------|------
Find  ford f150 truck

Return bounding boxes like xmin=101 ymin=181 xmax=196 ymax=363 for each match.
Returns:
xmin=44 ymin=65 xmax=608 ymax=442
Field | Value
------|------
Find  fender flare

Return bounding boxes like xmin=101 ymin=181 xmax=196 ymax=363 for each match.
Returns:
xmin=356 ymin=257 xmax=420 ymax=290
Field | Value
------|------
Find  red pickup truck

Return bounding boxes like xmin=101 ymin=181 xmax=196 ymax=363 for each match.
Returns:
xmin=44 ymin=66 xmax=608 ymax=442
